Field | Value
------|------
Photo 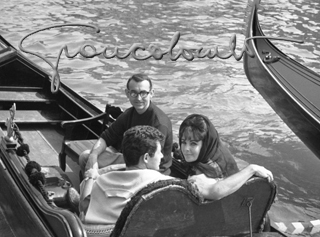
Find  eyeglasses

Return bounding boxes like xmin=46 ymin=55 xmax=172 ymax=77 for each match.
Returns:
xmin=127 ymin=90 xmax=150 ymax=98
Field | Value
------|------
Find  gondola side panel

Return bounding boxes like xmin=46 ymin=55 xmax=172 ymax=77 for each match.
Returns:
xmin=0 ymin=157 xmax=53 ymax=237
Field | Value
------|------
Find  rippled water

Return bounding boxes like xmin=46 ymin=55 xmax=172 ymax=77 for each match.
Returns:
xmin=1 ymin=0 xmax=320 ymax=230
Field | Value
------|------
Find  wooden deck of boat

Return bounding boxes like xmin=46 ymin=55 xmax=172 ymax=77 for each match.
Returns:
xmin=0 ymin=89 xmax=55 ymax=102
xmin=0 ymin=88 xmax=73 ymax=124
xmin=0 ymin=110 xmax=65 ymax=124
xmin=0 ymin=85 xmax=100 ymax=191
xmin=0 ymin=125 xmax=81 ymax=190
xmin=15 ymin=129 xmax=61 ymax=167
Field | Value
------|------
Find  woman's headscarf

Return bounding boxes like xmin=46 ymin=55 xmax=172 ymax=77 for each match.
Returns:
xmin=179 ymin=114 xmax=239 ymax=178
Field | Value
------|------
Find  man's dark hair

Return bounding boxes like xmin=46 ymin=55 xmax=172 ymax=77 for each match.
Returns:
xmin=126 ymin=73 xmax=153 ymax=90
xmin=122 ymin=125 xmax=164 ymax=167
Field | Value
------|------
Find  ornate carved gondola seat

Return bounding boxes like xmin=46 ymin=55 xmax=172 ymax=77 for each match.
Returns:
xmin=108 ymin=177 xmax=277 ymax=237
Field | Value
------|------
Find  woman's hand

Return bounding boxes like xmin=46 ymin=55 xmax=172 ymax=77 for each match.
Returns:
xmin=250 ymin=164 xmax=274 ymax=182
xmin=85 ymin=168 xmax=100 ymax=180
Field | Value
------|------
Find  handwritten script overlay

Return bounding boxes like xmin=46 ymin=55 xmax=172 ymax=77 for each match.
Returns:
xmin=19 ymin=23 xmax=303 ymax=94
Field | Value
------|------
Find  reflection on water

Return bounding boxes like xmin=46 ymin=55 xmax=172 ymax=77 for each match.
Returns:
xmin=1 ymin=0 xmax=320 ymax=226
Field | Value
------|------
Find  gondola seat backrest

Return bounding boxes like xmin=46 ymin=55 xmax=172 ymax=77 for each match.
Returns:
xmin=110 ymin=177 xmax=277 ymax=237
xmin=59 ymin=104 xmax=123 ymax=171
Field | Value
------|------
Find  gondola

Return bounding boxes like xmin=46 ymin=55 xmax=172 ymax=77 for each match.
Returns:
xmin=243 ymin=0 xmax=320 ymax=160
xmin=0 ymin=11 xmax=281 ymax=237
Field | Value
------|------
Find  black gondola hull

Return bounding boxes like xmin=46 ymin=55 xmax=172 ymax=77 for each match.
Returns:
xmin=244 ymin=0 xmax=320 ymax=160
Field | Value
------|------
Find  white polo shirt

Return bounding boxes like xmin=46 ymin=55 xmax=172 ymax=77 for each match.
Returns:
xmin=84 ymin=169 xmax=173 ymax=225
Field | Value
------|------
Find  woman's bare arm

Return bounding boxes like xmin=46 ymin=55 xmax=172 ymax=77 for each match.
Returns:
xmin=189 ymin=164 xmax=273 ymax=200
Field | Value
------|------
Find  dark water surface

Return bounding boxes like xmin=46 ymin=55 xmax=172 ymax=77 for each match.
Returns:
xmin=1 ymin=0 xmax=320 ymax=233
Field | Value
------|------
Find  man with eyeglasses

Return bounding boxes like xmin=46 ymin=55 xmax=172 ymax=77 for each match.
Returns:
xmin=79 ymin=73 xmax=173 ymax=177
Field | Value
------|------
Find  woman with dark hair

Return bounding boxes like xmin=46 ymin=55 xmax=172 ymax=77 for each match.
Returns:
xmin=178 ymin=114 xmax=273 ymax=200
xmin=179 ymin=114 xmax=239 ymax=179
